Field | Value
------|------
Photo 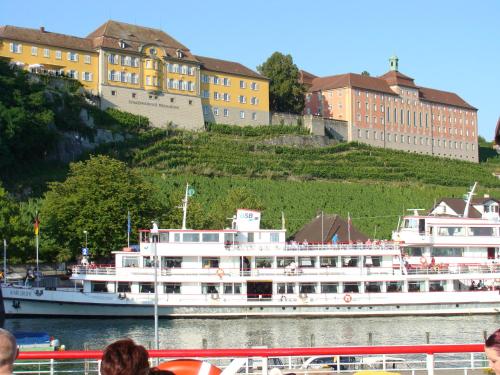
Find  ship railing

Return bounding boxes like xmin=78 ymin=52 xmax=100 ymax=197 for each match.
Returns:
xmin=14 ymin=343 xmax=488 ymax=374
xmin=406 ymin=263 xmax=500 ymax=275
xmin=72 ymin=265 xmax=116 ymax=275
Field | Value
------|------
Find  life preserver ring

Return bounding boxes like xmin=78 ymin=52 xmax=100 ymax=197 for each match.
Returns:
xmin=343 ymin=294 xmax=352 ymax=303
xmin=216 ymin=268 xmax=225 ymax=279
xmin=420 ymin=256 xmax=428 ymax=265
xmin=155 ymin=359 xmax=222 ymax=375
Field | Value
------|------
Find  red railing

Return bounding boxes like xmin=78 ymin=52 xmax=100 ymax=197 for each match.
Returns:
xmin=18 ymin=343 xmax=484 ymax=360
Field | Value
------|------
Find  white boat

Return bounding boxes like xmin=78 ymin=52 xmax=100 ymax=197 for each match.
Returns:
xmin=2 ymin=183 xmax=500 ymax=317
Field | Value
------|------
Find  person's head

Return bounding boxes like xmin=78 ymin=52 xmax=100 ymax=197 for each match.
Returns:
xmin=485 ymin=329 xmax=500 ymax=374
xmin=100 ymin=339 xmax=149 ymax=375
xmin=0 ymin=329 xmax=18 ymax=374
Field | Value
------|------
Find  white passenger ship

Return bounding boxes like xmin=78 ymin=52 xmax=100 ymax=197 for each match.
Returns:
xmin=2 ymin=184 xmax=500 ymax=317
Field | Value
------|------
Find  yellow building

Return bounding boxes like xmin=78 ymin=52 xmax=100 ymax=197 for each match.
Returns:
xmin=0 ymin=20 xmax=270 ymax=129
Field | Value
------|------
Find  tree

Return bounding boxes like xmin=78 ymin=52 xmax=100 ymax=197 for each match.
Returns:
xmin=361 ymin=71 xmax=371 ymax=76
xmin=40 ymin=155 xmax=163 ymax=261
xmin=257 ymin=52 xmax=306 ymax=114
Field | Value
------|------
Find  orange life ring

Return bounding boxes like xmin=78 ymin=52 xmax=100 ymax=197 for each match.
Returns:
xmin=155 ymin=359 xmax=222 ymax=375
xmin=420 ymin=256 xmax=428 ymax=265
xmin=343 ymin=294 xmax=352 ymax=303
xmin=216 ymin=268 xmax=225 ymax=278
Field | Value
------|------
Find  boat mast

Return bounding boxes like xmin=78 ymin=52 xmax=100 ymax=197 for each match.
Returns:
xmin=181 ymin=183 xmax=190 ymax=230
xmin=463 ymin=182 xmax=478 ymax=218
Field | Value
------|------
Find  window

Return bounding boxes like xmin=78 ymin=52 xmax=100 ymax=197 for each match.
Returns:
xmin=223 ymin=108 xmax=229 ymax=117
xmin=223 ymin=77 xmax=230 ymax=86
xmin=122 ymin=256 xmax=139 ymax=267
xmin=431 ymin=248 xmax=464 ymax=257
xmin=140 ymin=283 xmax=155 ymax=293
xmin=183 ymin=233 xmax=200 ymax=242
xmin=240 ymin=111 xmax=245 ymax=119
xmin=92 ymin=282 xmax=108 ymax=293
xmin=213 ymin=76 xmax=220 ymax=85
xmin=320 ymin=257 xmax=336 ymax=267
xmin=252 ymin=112 xmax=257 ymax=120
xmin=43 ymin=48 xmax=50 ymax=58
xmin=251 ymin=97 xmax=258 ymax=105
xmin=202 ymin=233 xmax=219 ymax=242
xmin=55 ymin=50 xmax=62 ymax=59
xmin=67 ymin=70 xmax=78 ymax=79
xmin=82 ymin=72 xmax=92 ymax=81
xmin=67 ymin=52 xmax=78 ymax=61
xmin=202 ymin=283 xmax=219 ymax=294
xmin=223 ymin=283 xmax=241 ymax=294
xmin=162 ymin=257 xmax=182 ymax=268
xmin=214 ymin=107 xmax=219 ymax=116
xmin=223 ymin=93 xmax=230 ymax=101
xmin=298 ymin=257 xmax=315 ymax=268
xmin=256 ymin=257 xmax=273 ymax=268
xmin=202 ymin=257 xmax=219 ymax=268
xmin=321 ymin=283 xmax=338 ymax=293
xmin=117 ymin=282 xmax=131 ymax=293
xmin=201 ymin=74 xmax=210 ymax=83
xmin=299 ymin=283 xmax=316 ymax=294
xmin=277 ymin=283 xmax=295 ymax=294
xmin=181 ymin=65 xmax=188 ymax=74
xmin=240 ymin=80 xmax=246 ymax=89
xmin=9 ymin=42 xmax=22 ymax=53
xmin=250 ymin=82 xmax=258 ymax=90
xmin=203 ymin=105 xmax=210 ymax=115
xmin=31 ymin=46 xmax=38 ymax=56
xmin=239 ymin=95 xmax=246 ymax=104
xmin=84 ymin=55 xmax=91 ymax=64
xmin=467 ymin=227 xmax=494 ymax=236
xmin=438 ymin=227 xmax=465 ymax=236
xmin=277 ymin=257 xmax=295 ymax=268
xmin=270 ymin=233 xmax=279 ymax=242
xmin=164 ymin=283 xmax=181 ymax=294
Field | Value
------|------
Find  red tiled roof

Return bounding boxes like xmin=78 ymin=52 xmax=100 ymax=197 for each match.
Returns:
xmin=417 ymin=86 xmax=476 ymax=110
xmin=299 ymin=69 xmax=317 ymax=87
xmin=308 ymin=73 xmax=397 ymax=95
xmin=430 ymin=198 xmax=482 ymax=218
xmin=0 ymin=25 xmax=94 ymax=52
xmin=195 ymin=55 xmax=266 ymax=80
xmin=379 ymin=70 xmax=417 ymax=88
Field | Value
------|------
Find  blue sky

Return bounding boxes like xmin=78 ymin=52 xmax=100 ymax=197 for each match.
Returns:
xmin=1 ymin=0 xmax=498 ymax=139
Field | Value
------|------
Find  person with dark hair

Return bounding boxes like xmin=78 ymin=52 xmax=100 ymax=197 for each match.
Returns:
xmin=485 ymin=329 xmax=500 ymax=374
xmin=100 ymin=338 xmax=150 ymax=375
xmin=0 ymin=328 xmax=18 ymax=375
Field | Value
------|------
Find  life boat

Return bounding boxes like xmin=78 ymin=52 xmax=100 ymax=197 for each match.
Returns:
xmin=155 ymin=359 xmax=222 ymax=375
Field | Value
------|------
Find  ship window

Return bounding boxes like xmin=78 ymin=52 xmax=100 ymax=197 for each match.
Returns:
xmin=343 ymin=282 xmax=359 ymax=293
xmin=183 ymin=233 xmax=200 ymax=242
xmin=277 ymin=283 xmax=295 ymax=294
xmin=320 ymin=256 xmax=336 ymax=267
xmin=202 ymin=257 xmax=219 ymax=268
xmin=139 ymin=282 xmax=155 ymax=293
xmin=202 ymin=283 xmax=219 ymax=294
xmin=320 ymin=283 xmax=338 ymax=293
xmin=270 ymin=233 xmax=279 ymax=242
xmin=467 ymin=227 xmax=494 ymax=236
xmin=159 ymin=233 xmax=169 ymax=243
xmin=387 ymin=281 xmax=402 ymax=292
xmin=92 ymin=282 xmax=108 ymax=293
xmin=408 ymin=281 xmax=424 ymax=292
xmin=247 ymin=232 xmax=254 ymax=243
xmin=277 ymin=257 xmax=295 ymax=268
xmin=174 ymin=233 xmax=180 ymax=242
xmin=202 ymin=233 xmax=219 ymax=242
xmin=366 ymin=282 xmax=382 ymax=293
xmin=404 ymin=219 xmax=418 ymax=229
xmin=223 ymin=283 xmax=241 ymax=294
xmin=431 ymin=247 xmax=463 ymax=257
xmin=405 ymin=247 xmax=423 ymax=256
xmin=430 ymin=280 xmax=445 ymax=292
xmin=342 ymin=256 xmax=359 ymax=267
xmin=162 ymin=257 xmax=182 ymax=268
xmin=438 ymin=227 xmax=465 ymax=236
xmin=117 ymin=282 xmax=131 ymax=293
xmin=298 ymin=257 xmax=316 ymax=268
xmin=224 ymin=233 xmax=235 ymax=244
xmin=367 ymin=256 xmax=381 ymax=267
xmin=122 ymin=256 xmax=139 ymax=268
xmin=164 ymin=283 xmax=181 ymax=294
xmin=143 ymin=256 xmax=153 ymax=267
xmin=256 ymin=257 xmax=272 ymax=268
xmin=299 ymin=283 xmax=316 ymax=293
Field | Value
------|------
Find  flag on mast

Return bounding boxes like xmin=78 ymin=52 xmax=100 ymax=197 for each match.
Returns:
xmin=34 ymin=215 xmax=40 ymax=236
xmin=127 ymin=211 xmax=131 ymax=235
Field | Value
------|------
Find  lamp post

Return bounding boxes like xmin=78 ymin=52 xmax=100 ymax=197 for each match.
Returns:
xmin=150 ymin=221 xmax=159 ymax=352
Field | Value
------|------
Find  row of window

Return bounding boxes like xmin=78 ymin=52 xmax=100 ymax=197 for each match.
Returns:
xmin=200 ymin=74 xmax=260 ymax=90
xmin=108 ymin=71 xmax=139 ymax=84
xmin=356 ymin=129 xmax=476 ymax=151
xmin=203 ymin=106 xmax=258 ymax=121
xmin=166 ymin=79 xmax=195 ymax=91
xmin=92 ymin=280 xmax=452 ymax=294
xmin=108 ymin=54 xmax=140 ymax=67
xmin=9 ymin=43 xmax=92 ymax=63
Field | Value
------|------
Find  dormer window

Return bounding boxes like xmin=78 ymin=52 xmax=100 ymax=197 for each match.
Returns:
xmin=176 ymin=49 xmax=183 ymax=59
xmin=118 ymin=40 xmax=126 ymax=49
xmin=149 ymin=48 xmax=157 ymax=56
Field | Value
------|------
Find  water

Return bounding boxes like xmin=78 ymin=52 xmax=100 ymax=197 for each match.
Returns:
xmin=4 ymin=315 xmax=500 ymax=350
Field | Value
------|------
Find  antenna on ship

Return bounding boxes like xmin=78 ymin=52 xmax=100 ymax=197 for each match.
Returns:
xmin=181 ymin=183 xmax=195 ymax=230
xmin=281 ymin=211 xmax=286 ymax=230
xmin=463 ymin=182 xmax=478 ymax=218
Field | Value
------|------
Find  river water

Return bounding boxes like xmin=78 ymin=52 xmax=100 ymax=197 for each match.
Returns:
xmin=4 ymin=315 xmax=500 ymax=350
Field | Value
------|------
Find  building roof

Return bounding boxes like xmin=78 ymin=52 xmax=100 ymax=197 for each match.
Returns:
xmin=299 ymin=69 xmax=317 ymax=87
xmin=0 ymin=25 xmax=94 ymax=52
xmin=292 ymin=214 xmax=368 ymax=243
xmin=417 ymin=86 xmax=477 ymax=110
xmin=308 ymin=73 xmax=397 ymax=95
xmin=471 ymin=197 xmax=500 ymax=205
xmin=87 ymin=20 xmax=200 ymax=62
xmin=195 ymin=55 xmax=266 ymax=80
xmin=379 ymin=70 xmax=417 ymax=88
xmin=430 ymin=198 xmax=482 ymax=218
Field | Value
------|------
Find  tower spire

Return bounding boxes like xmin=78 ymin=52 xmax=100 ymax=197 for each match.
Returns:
xmin=389 ymin=55 xmax=399 ymax=72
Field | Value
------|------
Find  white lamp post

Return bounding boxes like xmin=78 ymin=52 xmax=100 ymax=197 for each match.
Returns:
xmin=83 ymin=230 xmax=88 ymax=249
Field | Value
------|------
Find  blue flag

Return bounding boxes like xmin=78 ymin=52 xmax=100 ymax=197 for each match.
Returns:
xmin=127 ymin=211 xmax=131 ymax=234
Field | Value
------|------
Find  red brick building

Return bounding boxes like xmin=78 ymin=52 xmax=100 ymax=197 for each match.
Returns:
xmin=302 ymin=57 xmax=478 ymax=162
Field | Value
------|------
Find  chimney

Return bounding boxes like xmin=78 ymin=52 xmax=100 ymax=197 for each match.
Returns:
xmin=40 ymin=26 xmax=45 ymax=33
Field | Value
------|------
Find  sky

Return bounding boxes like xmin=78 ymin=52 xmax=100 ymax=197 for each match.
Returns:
xmin=1 ymin=0 xmax=498 ymax=139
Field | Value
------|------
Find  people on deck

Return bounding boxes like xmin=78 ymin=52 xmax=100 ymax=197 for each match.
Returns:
xmin=100 ymin=338 xmax=150 ymax=375
xmin=0 ymin=328 xmax=18 ymax=375
xmin=485 ymin=329 xmax=500 ymax=374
